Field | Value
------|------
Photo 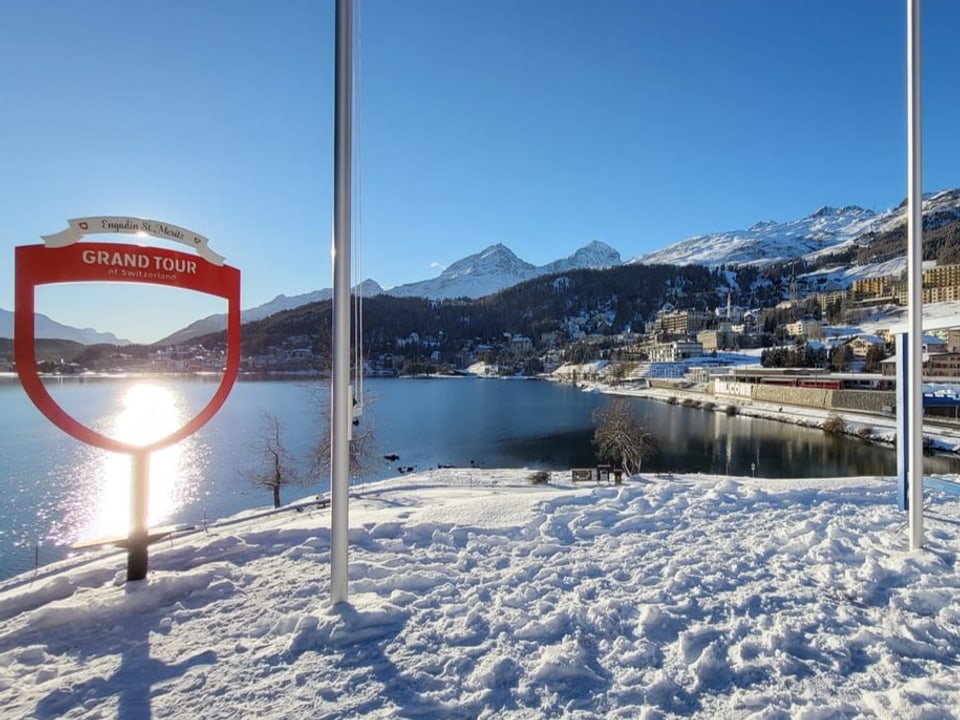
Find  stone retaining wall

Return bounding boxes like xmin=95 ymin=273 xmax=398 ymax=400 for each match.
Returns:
xmin=713 ymin=380 xmax=895 ymax=414
xmin=752 ymin=384 xmax=831 ymax=408
xmin=831 ymin=389 xmax=896 ymax=414
xmin=649 ymin=379 xmax=679 ymax=390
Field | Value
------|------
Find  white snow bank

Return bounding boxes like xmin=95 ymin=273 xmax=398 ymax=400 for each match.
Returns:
xmin=1 ymin=469 xmax=959 ymax=719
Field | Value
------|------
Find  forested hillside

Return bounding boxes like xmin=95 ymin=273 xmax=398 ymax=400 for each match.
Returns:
xmin=189 ymin=263 xmax=743 ymax=358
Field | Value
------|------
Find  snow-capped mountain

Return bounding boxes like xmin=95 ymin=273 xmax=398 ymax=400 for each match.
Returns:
xmin=0 ymin=308 xmax=130 ymax=345
xmin=873 ymin=189 xmax=960 ymax=235
xmin=629 ymin=189 xmax=960 ymax=270
xmin=629 ymin=205 xmax=880 ymax=268
xmin=386 ymin=244 xmax=536 ymax=300
xmin=795 ymin=191 xmax=960 ymax=292
xmin=387 ymin=240 xmax=622 ymax=300
xmin=786 ymin=190 xmax=960 ymax=292
xmin=539 ymin=239 xmax=623 ymax=275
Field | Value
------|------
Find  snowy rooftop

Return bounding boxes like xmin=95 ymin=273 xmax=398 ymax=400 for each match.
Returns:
xmin=2 ymin=469 xmax=960 ymax=718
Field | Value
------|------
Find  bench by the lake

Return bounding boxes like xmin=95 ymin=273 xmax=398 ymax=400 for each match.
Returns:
xmin=572 ymin=465 xmax=623 ymax=484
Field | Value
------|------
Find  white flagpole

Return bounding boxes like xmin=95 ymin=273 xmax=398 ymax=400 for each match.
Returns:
xmin=331 ymin=0 xmax=353 ymax=603
xmin=906 ymin=0 xmax=924 ymax=550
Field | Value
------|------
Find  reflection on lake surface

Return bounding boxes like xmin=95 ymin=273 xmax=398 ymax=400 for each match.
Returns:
xmin=2 ymin=374 xmax=959 ymax=581
xmin=61 ymin=383 xmax=203 ymax=541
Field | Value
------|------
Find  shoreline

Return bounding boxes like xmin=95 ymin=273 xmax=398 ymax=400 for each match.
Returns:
xmin=562 ymin=375 xmax=960 ymax=457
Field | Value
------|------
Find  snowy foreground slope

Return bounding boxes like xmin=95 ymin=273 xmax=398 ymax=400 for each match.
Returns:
xmin=2 ymin=470 xmax=960 ymax=719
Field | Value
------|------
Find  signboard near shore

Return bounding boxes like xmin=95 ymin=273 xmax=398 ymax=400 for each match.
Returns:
xmin=14 ymin=219 xmax=241 ymax=582
xmin=14 ymin=241 xmax=240 ymax=451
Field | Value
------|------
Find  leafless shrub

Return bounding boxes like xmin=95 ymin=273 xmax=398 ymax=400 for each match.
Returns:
xmin=528 ymin=470 xmax=551 ymax=485
xmin=823 ymin=414 xmax=846 ymax=434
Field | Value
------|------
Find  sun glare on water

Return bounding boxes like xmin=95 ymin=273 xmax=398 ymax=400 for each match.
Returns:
xmin=72 ymin=383 xmax=203 ymax=541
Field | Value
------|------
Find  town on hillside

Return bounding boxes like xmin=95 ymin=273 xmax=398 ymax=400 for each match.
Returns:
xmin=5 ymin=259 xmax=960 ymax=426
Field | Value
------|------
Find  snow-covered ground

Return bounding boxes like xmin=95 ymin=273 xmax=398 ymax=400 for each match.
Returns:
xmin=2 ymin=469 xmax=960 ymax=719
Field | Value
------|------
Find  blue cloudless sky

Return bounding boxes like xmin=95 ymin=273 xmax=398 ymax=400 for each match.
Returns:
xmin=2 ymin=0 xmax=960 ymax=344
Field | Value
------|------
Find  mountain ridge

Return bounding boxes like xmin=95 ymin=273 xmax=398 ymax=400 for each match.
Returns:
xmin=628 ymin=204 xmax=880 ymax=268
xmin=0 ymin=308 xmax=130 ymax=346
xmin=386 ymin=240 xmax=621 ymax=300
xmin=8 ymin=189 xmax=960 ymax=345
xmin=630 ymin=189 xmax=960 ymax=269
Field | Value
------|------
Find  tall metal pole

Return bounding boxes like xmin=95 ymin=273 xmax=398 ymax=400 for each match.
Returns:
xmin=906 ymin=0 xmax=924 ymax=550
xmin=331 ymin=0 xmax=353 ymax=604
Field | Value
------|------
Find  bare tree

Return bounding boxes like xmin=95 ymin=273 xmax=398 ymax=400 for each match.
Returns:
xmin=312 ymin=412 xmax=376 ymax=484
xmin=245 ymin=413 xmax=307 ymax=508
xmin=592 ymin=397 xmax=655 ymax=476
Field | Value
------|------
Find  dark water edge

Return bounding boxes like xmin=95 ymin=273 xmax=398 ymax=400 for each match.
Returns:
xmin=487 ymin=383 xmax=960 ymax=479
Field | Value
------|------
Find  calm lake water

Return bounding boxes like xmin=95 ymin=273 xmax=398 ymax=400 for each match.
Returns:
xmin=1 ymin=374 xmax=957 ymax=580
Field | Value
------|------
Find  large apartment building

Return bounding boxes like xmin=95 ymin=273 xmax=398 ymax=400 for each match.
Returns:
xmin=652 ymin=309 xmax=713 ymax=337
xmin=852 ymin=262 xmax=960 ymax=305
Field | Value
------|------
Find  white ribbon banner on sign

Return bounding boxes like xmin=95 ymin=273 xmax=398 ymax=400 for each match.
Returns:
xmin=42 ymin=216 xmax=225 ymax=266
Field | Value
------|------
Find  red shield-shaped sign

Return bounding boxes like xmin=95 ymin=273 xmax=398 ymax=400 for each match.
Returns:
xmin=14 ymin=242 xmax=241 ymax=454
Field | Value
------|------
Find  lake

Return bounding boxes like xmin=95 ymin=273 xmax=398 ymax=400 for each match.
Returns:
xmin=1 ymin=374 xmax=957 ymax=581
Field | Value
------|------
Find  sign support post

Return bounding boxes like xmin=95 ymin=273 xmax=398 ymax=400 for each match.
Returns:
xmin=129 ymin=450 xmax=150 ymax=581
